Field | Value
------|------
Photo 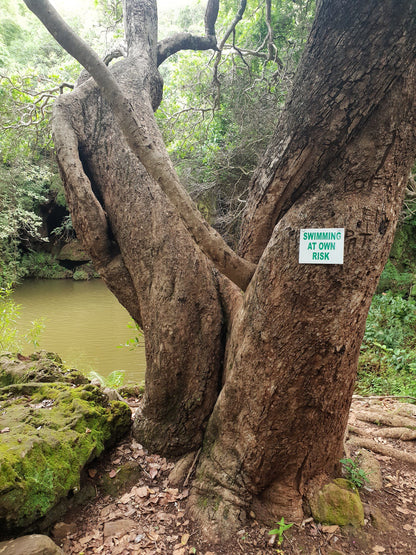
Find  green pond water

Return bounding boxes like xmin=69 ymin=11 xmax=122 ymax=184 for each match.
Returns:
xmin=13 ymin=279 xmax=146 ymax=384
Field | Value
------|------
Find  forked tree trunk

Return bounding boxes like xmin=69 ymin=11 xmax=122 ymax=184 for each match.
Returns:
xmin=24 ymin=0 xmax=416 ymax=542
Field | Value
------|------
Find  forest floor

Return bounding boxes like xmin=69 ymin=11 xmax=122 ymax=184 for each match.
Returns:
xmin=54 ymin=396 xmax=416 ymax=555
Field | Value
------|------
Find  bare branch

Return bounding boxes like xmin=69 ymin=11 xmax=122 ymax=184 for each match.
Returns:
xmin=205 ymin=0 xmax=220 ymax=36
xmin=212 ymin=0 xmax=247 ymax=102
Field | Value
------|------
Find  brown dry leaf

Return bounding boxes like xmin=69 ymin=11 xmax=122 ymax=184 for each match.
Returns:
xmin=135 ymin=486 xmax=148 ymax=498
xmin=146 ymin=530 xmax=159 ymax=541
xmin=173 ymin=549 xmax=185 ymax=555
xmin=181 ymin=533 xmax=190 ymax=545
xmin=109 ymin=469 xmax=117 ymax=479
xmin=178 ymin=489 xmax=189 ymax=499
xmin=149 ymin=467 xmax=158 ymax=479
xmin=372 ymin=546 xmax=386 ymax=553
xmin=118 ymin=492 xmax=132 ymax=504
xmin=404 ymin=524 xmax=413 ymax=531
xmin=113 ymin=457 xmax=122 ymax=464
xmin=0 ymin=427 xmax=10 ymax=434
xmin=397 ymin=506 xmax=411 ymax=515
xmin=321 ymin=525 xmax=339 ymax=534
xmin=88 ymin=468 xmax=97 ymax=478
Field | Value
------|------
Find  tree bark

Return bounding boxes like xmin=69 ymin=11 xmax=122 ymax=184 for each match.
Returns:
xmin=23 ymin=0 xmax=416 ymax=542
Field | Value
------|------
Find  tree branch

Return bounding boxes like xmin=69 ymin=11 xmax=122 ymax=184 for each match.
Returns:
xmin=157 ymin=34 xmax=217 ymax=66
xmin=23 ymin=0 xmax=256 ymax=291
xmin=157 ymin=0 xmax=219 ymax=65
xmin=205 ymin=0 xmax=220 ymax=36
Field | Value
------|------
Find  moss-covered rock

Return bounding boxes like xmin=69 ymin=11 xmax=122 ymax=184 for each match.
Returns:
xmin=56 ymin=240 xmax=90 ymax=262
xmin=0 ymin=351 xmax=89 ymax=388
xmin=309 ymin=478 xmax=364 ymax=527
xmin=0 ymin=353 xmax=131 ymax=535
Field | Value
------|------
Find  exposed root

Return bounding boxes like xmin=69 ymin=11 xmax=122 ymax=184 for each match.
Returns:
xmin=349 ymin=424 xmax=416 ymax=441
xmin=347 ymin=400 xmax=416 ymax=464
xmin=354 ymin=410 xmax=416 ymax=429
xmin=347 ymin=436 xmax=416 ymax=465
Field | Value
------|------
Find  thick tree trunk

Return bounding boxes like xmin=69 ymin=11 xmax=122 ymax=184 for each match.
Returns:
xmin=187 ymin=0 xmax=416 ymax=539
xmin=24 ymin=0 xmax=416 ymax=543
xmin=45 ymin=0 xmax=227 ymax=456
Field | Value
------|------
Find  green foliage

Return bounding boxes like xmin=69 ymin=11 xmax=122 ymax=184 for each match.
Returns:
xmin=358 ymin=292 xmax=416 ymax=397
xmin=72 ymin=269 xmax=89 ymax=281
xmin=20 ymin=252 xmax=70 ymax=280
xmin=118 ymin=319 xmax=144 ymax=351
xmin=268 ymin=517 xmax=294 ymax=546
xmin=0 ymin=285 xmax=20 ymax=351
xmin=363 ymin=292 xmax=416 ymax=351
xmin=340 ymin=458 xmax=369 ymax=490
xmin=88 ymin=369 xmax=125 ymax=389
xmin=157 ymin=0 xmax=316 ymax=246
xmin=0 ymin=284 xmax=44 ymax=352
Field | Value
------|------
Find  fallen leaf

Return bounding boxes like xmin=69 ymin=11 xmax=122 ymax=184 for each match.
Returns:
xmin=108 ymin=469 xmax=117 ymax=479
xmin=396 ymin=506 xmax=411 ymax=515
xmin=146 ymin=531 xmax=159 ymax=541
xmin=85 ymin=428 xmax=91 ymax=434
xmin=321 ymin=525 xmax=339 ymax=534
xmin=149 ymin=468 xmax=158 ymax=479
xmin=372 ymin=546 xmax=386 ymax=553
xmin=88 ymin=469 xmax=97 ymax=478
xmin=404 ymin=524 xmax=413 ymax=531
xmin=118 ymin=493 xmax=132 ymax=504
xmin=181 ymin=533 xmax=190 ymax=545
xmin=0 ymin=427 xmax=10 ymax=434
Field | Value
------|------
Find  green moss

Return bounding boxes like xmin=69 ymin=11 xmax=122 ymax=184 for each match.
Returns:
xmin=0 ymin=360 xmax=131 ymax=533
xmin=309 ymin=479 xmax=364 ymax=527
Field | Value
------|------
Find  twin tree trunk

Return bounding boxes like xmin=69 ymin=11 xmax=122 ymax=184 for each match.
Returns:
xmin=25 ymin=0 xmax=416 ymax=540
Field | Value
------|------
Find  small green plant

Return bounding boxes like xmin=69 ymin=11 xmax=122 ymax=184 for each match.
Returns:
xmin=88 ymin=369 xmax=125 ymax=389
xmin=269 ymin=517 xmax=294 ymax=546
xmin=340 ymin=457 xmax=369 ymax=489
xmin=0 ymin=285 xmax=20 ymax=351
xmin=26 ymin=317 xmax=45 ymax=348
xmin=118 ymin=319 xmax=144 ymax=350
xmin=0 ymin=285 xmax=45 ymax=352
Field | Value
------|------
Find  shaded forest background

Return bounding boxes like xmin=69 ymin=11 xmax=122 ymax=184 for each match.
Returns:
xmin=1 ymin=0 xmax=416 ymax=398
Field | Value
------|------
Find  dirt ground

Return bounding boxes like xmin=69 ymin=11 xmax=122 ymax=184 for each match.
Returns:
xmin=53 ymin=396 xmax=416 ymax=555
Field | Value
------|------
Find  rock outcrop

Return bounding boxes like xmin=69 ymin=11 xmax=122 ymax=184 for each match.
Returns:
xmin=0 ymin=352 xmax=132 ymax=536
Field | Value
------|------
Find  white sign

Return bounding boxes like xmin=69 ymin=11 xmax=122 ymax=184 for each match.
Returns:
xmin=299 ymin=228 xmax=344 ymax=264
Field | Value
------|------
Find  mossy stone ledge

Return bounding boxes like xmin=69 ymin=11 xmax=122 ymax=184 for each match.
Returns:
xmin=0 ymin=352 xmax=132 ymax=536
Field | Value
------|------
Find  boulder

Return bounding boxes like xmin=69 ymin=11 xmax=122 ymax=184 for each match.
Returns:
xmin=309 ymin=478 xmax=364 ymax=527
xmin=0 ymin=534 xmax=63 ymax=554
xmin=0 ymin=352 xmax=89 ymax=388
xmin=56 ymin=240 xmax=90 ymax=262
xmin=0 ymin=352 xmax=131 ymax=535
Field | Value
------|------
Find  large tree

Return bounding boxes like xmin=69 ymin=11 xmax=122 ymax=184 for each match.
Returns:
xmin=23 ymin=0 xmax=416 ymax=541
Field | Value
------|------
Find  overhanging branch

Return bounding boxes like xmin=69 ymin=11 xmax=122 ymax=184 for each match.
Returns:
xmin=23 ymin=0 xmax=256 ymax=291
xmin=157 ymin=34 xmax=217 ymax=66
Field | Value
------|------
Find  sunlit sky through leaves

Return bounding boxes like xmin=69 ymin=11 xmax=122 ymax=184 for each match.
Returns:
xmin=50 ymin=0 xmax=191 ymax=19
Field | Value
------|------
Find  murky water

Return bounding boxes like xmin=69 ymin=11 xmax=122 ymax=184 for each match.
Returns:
xmin=12 ymin=279 xmax=146 ymax=384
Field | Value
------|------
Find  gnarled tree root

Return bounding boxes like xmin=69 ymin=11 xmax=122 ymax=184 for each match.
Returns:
xmin=346 ymin=436 xmax=416 ymax=465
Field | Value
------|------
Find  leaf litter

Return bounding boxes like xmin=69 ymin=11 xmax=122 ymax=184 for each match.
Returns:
xmin=53 ymin=396 xmax=416 ymax=555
